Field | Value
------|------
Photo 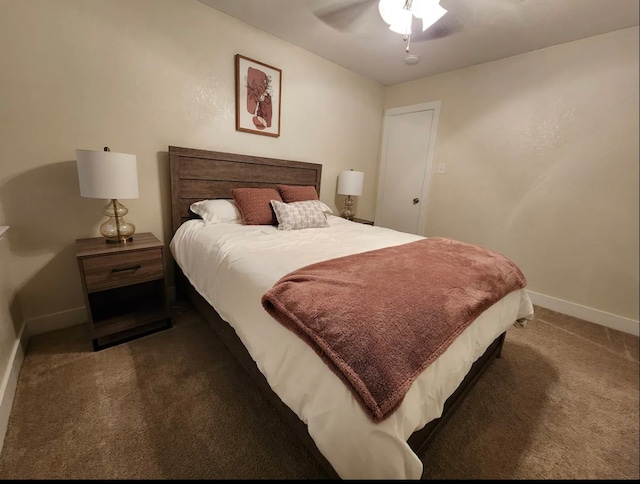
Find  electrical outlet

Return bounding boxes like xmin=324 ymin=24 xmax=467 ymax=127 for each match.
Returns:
xmin=438 ymin=163 xmax=446 ymax=174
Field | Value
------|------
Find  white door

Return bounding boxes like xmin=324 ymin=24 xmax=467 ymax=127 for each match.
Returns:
xmin=375 ymin=101 xmax=440 ymax=235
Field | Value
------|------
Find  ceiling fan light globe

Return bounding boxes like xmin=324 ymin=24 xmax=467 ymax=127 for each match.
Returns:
xmin=378 ymin=0 xmax=399 ymax=25
xmin=386 ymin=7 xmax=413 ymax=34
xmin=389 ymin=18 xmax=412 ymax=35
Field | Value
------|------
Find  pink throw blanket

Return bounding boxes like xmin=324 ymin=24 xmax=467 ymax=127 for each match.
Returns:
xmin=261 ymin=237 xmax=527 ymax=423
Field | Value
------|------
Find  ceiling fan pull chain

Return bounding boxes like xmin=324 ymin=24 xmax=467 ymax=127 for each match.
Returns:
xmin=405 ymin=34 xmax=411 ymax=53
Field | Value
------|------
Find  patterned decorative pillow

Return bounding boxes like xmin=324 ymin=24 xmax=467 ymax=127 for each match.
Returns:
xmin=276 ymin=184 xmax=319 ymax=203
xmin=232 ymin=188 xmax=282 ymax=225
xmin=270 ymin=200 xmax=329 ymax=231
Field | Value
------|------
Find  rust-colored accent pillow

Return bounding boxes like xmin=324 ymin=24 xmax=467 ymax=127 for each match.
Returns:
xmin=232 ymin=188 xmax=283 ymax=225
xmin=276 ymin=184 xmax=319 ymax=203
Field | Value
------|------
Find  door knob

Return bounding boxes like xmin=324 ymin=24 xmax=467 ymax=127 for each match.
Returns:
xmin=412 ymin=198 xmax=420 ymax=205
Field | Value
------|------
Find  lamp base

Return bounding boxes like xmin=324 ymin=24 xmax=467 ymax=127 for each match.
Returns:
xmin=105 ymin=235 xmax=134 ymax=244
xmin=101 ymin=199 xmax=136 ymax=244
xmin=340 ymin=195 xmax=355 ymax=220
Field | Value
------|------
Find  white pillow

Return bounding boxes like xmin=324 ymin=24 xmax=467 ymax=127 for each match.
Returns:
xmin=313 ymin=200 xmax=334 ymax=215
xmin=270 ymin=200 xmax=329 ymax=231
xmin=190 ymin=199 xmax=241 ymax=224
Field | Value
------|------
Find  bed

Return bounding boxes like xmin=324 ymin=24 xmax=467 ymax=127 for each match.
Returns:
xmin=167 ymin=145 xmax=534 ymax=479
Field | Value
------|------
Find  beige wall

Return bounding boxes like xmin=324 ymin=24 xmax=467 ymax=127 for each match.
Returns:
xmin=0 ymin=0 xmax=384 ymax=327
xmin=385 ymin=27 xmax=639 ymax=322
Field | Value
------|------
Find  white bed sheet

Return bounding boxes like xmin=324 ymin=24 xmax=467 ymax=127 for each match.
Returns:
xmin=170 ymin=214 xmax=534 ymax=479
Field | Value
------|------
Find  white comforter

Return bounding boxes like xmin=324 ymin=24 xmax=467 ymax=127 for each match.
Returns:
xmin=170 ymin=215 xmax=534 ymax=479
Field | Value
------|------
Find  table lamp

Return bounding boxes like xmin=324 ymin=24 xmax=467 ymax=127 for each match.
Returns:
xmin=337 ymin=169 xmax=364 ymax=220
xmin=76 ymin=147 xmax=139 ymax=244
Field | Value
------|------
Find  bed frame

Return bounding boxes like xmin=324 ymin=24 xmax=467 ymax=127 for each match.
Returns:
xmin=168 ymin=145 xmax=506 ymax=479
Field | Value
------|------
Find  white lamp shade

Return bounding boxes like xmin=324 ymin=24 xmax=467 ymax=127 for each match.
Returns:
xmin=337 ymin=170 xmax=364 ymax=196
xmin=76 ymin=149 xmax=139 ymax=199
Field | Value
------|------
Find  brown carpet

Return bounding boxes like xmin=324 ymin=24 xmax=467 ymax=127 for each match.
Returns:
xmin=0 ymin=302 xmax=637 ymax=479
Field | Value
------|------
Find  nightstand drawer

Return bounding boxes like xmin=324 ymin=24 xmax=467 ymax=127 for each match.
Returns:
xmin=82 ymin=248 xmax=163 ymax=293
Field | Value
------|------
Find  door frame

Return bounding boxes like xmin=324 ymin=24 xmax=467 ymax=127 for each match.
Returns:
xmin=376 ymin=100 xmax=441 ymax=235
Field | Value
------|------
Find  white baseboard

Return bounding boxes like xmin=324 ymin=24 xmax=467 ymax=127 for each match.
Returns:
xmin=25 ymin=306 xmax=87 ymax=336
xmin=25 ymin=289 xmax=178 ymax=336
xmin=527 ymin=290 xmax=639 ymax=336
xmin=18 ymin=291 xmax=639 ymax=338
xmin=0 ymin=322 xmax=29 ymax=455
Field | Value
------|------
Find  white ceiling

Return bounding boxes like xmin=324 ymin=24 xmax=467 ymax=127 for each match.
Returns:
xmin=199 ymin=0 xmax=639 ymax=86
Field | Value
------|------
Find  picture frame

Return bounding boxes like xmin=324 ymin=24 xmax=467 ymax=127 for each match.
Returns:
xmin=235 ymin=54 xmax=282 ymax=137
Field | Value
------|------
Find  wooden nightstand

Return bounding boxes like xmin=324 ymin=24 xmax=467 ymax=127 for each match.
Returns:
xmin=76 ymin=232 xmax=171 ymax=351
xmin=351 ymin=217 xmax=375 ymax=226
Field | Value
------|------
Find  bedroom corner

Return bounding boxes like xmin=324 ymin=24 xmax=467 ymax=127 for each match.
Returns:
xmin=0 ymin=218 xmax=26 ymax=456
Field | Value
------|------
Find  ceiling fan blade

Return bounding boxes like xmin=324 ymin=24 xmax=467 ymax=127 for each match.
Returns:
xmin=313 ymin=0 xmax=376 ymax=31
xmin=411 ymin=14 xmax=463 ymax=42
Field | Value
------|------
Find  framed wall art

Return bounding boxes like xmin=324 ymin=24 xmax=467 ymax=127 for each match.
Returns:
xmin=235 ymin=54 xmax=282 ymax=137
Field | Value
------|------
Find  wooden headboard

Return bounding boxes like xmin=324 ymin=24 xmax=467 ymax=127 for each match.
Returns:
xmin=169 ymin=146 xmax=323 ymax=235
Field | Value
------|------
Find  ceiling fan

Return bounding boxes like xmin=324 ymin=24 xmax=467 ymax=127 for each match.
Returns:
xmin=312 ymin=0 xmax=464 ymax=53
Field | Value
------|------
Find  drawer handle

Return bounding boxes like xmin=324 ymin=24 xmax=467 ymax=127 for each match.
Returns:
xmin=111 ymin=264 xmax=141 ymax=273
